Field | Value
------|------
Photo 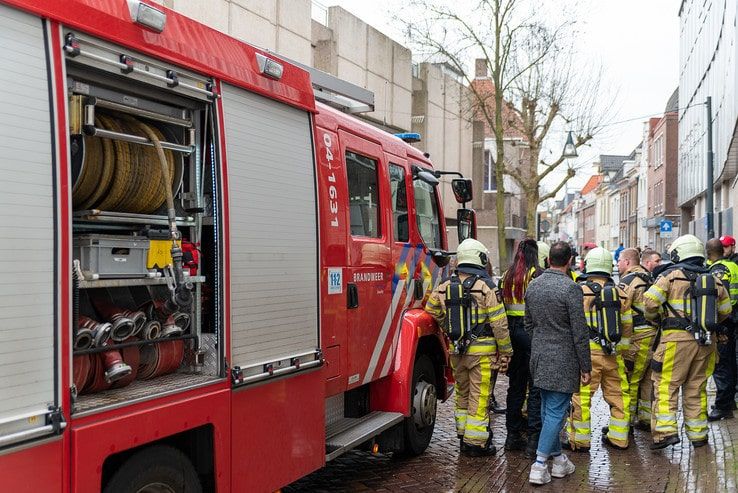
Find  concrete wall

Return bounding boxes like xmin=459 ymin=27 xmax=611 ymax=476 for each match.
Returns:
xmin=312 ymin=6 xmax=412 ymax=131
xmin=411 ymin=63 xmax=473 ymax=224
xmin=155 ymin=0 xmax=313 ymax=65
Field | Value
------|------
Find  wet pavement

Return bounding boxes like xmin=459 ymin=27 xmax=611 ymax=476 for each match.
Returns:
xmin=286 ymin=378 xmax=736 ymax=492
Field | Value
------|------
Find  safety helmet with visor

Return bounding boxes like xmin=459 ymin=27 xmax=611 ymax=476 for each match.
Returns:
xmin=668 ymin=234 xmax=705 ymax=263
xmin=456 ymin=238 xmax=489 ymax=267
xmin=585 ymin=247 xmax=613 ymax=275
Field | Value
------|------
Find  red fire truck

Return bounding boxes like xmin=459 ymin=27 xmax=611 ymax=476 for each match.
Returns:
xmin=0 ymin=1 xmax=477 ymax=491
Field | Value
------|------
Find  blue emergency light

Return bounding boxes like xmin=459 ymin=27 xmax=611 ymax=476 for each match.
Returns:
xmin=395 ymin=132 xmax=421 ymax=143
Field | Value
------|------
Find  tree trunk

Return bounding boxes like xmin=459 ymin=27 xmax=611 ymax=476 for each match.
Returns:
xmin=525 ymin=187 xmax=539 ymax=237
xmin=495 ymin=145 xmax=507 ymax=272
xmin=524 ymin=145 xmax=540 ymax=238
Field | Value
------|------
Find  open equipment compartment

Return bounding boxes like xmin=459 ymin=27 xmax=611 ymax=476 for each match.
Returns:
xmin=64 ymin=30 xmax=223 ymax=415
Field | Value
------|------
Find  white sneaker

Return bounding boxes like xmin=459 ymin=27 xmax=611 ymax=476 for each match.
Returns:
xmin=529 ymin=462 xmax=552 ymax=485
xmin=551 ymin=454 xmax=576 ymax=478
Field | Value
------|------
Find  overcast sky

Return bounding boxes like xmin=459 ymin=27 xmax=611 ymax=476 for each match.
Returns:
xmin=323 ymin=0 xmax=680 ymax=191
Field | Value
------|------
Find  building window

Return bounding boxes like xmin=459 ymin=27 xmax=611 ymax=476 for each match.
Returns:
xmin=653 ymin=135 xmax=664 ymax=168
xmin=483 ymin=149 xmax=497 ymax=191
xmin=346 ymin=151 xmax=381 ymax=238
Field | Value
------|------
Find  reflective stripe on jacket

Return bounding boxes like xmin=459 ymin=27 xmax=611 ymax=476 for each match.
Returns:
xmin=500 ymin=266 xmax=538 ymax=317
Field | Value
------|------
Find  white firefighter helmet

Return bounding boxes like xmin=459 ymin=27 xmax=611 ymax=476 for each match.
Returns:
xmin=537 ymin=241 xmax=550 ymax=268
xmin=456 ymin=238 xmax=489 ymax=267
xmin=585 ymin=247 xmax=613 ymax=275
xmin=668 ymin=234 xmax=705 ymax=263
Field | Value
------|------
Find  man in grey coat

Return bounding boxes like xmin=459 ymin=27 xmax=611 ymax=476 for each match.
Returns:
xmin=523 ymin=241 xmax=592 ymax=485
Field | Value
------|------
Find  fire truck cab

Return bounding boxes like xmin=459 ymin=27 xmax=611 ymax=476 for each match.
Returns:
xmin=0 ymin=1 xmax=476 ymax=491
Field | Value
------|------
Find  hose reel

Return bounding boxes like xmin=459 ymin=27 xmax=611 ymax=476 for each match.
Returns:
xmin=70 ymin=95 xmax=185 ymax=214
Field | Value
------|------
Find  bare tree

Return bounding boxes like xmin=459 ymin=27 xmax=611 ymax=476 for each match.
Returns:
xmin=401 ymin=0 xmax=608 ymax=269
xmin=504 ymin=38 xmax=609 ymax=236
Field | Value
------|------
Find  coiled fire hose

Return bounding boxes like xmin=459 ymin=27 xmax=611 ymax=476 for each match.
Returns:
xmin=137 ymin=123 xmax=193 ymax=313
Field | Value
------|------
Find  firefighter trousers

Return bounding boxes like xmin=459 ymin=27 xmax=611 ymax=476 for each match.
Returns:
xmin=451 ymin=353 xmax=494 ymax=448
xmin=567 ymin=347 xmax=631 ymax=449
xmin=624 ymin=329 xmax=656 ymax=425
xmin=651 ymin=337 xmax=717 ymax=444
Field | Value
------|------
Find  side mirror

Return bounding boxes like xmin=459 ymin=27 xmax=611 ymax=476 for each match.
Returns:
xmin=429 ymin=249 xmax=451 ymax=267
xmin=451 ymin=178 xmax=473 ymax=203
xmin=457 ymin=208 xmax=477 ymax=243
xmin=413 ymin=166 xmax=439 ymax=187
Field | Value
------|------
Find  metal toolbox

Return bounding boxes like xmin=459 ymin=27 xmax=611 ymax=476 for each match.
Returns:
xmin=73 ymin=235 xmax=150 ymax=278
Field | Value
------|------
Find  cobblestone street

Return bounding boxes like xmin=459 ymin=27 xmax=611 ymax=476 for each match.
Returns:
xmin=286 ymin=379 xmax=737 ymax=492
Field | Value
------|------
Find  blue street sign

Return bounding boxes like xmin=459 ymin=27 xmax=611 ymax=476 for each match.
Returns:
xmin=660 ymin=219 xmax=673 ymax=233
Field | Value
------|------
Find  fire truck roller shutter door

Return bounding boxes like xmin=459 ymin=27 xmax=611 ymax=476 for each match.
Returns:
xmin=220 ymin=83 xmax=320 ymax=374
xmin=0 ymin=5 xmax=59 ymax=448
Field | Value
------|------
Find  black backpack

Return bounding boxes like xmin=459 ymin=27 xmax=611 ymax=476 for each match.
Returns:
xmin=584 ymin=280 xmax=622 ymax=354
xmin=665 ymin=270 xmax=720 ymax=340
xmin=444 ymin=273 xmax=482 ymax=354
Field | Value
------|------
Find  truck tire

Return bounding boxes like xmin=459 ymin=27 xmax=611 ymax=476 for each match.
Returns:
xmin=400 ymin=354 xmax=437 ymax=456
xmin=104 ymin=445 xmax=202 ymax=493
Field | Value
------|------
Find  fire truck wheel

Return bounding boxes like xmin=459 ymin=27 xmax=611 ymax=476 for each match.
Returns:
xmin=401 ymin=354 xmax=437 ymax=456
xmin=103 ymin=445 xmax=202 ymax=493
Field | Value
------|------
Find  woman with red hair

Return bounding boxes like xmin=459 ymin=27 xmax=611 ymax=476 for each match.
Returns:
xmin=500 ymin=238 xmax=543 ymax=456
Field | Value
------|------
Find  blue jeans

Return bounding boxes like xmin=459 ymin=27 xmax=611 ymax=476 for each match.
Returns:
xmin=537 ymin=389 xmax=572 ymax=458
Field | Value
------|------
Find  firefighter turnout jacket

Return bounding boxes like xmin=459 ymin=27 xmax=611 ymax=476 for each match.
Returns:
xmin=620 ymin=265 xmax=653 ymax=331
xmin=426 ymin=269 xmax=512 ymax=359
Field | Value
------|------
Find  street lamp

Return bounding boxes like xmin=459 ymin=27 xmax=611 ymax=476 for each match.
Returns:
xmin=562 ymin=130 xmax=578 ymax=159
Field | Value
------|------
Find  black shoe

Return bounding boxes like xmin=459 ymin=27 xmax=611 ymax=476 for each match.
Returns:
xmin=691 ymin=439 xmax=708 ymax=448
xmin=524 ymin=432 xmax=540 ymax=458
xmin=491 ymin=399 xmax=506 ymax=414
xmin=462 ymin=443 xmax=497 ymax=457
xmin=504 ymin=434 xmax=527 ymax=451
xmin=602 ymin=425 xmax=634 ymax=437
xmin=602 ymin=434 xmax=629 ymax=450
xmin=650 ymin=435 xmax=680 ymax=450
xmin=633 ymin=421 xmax=651 ymax=432
xmin=459 ymin=437 xmax=468 ymax=453
xmin=708 ymin=408 xmax=734 ymax=422
xmin=561 ymin=440 xmax=590 ymax=453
